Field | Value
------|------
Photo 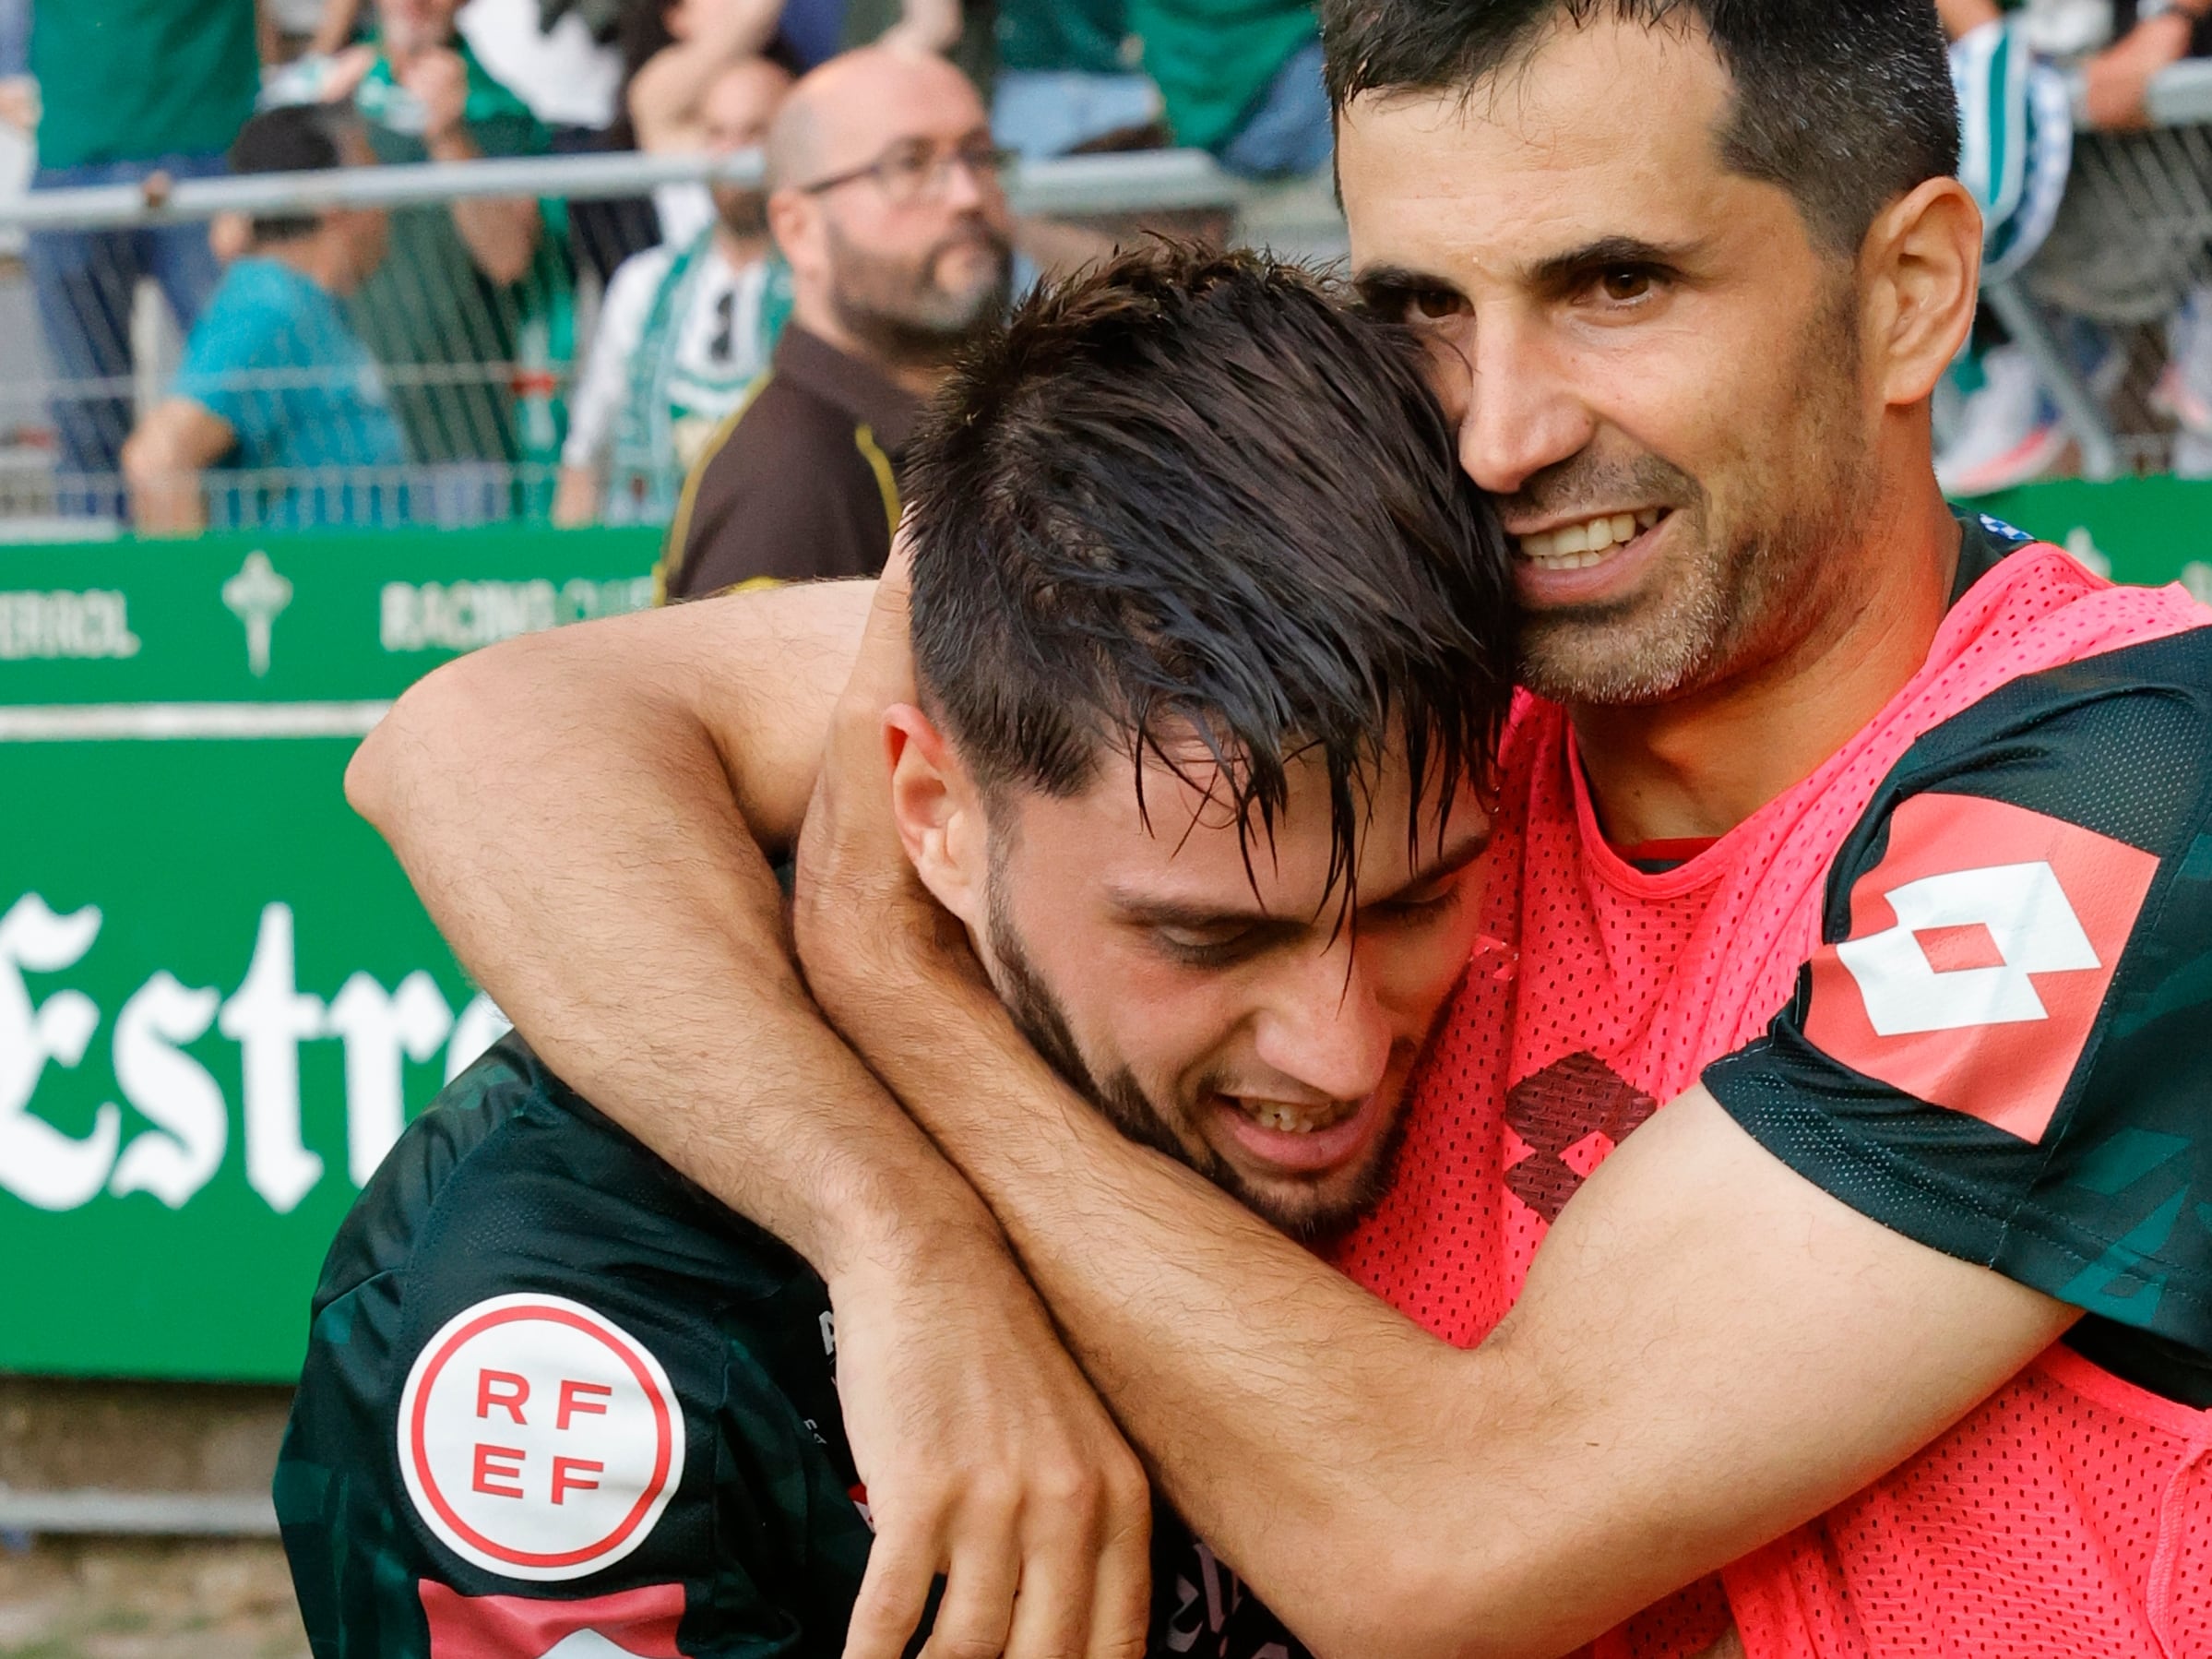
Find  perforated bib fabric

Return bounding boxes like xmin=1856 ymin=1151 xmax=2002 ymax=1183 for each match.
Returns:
xmin=1316 ymin=523 xmax=2212 ymax=1659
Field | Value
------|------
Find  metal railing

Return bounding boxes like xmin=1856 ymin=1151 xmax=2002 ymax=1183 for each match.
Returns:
xmin=1989 ymin=58 xmax=2212 ymax=479
xmin=0 ymin=145 xmax=1267 ymax=538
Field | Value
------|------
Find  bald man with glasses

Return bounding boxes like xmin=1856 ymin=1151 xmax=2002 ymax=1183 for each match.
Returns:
xmin=659 ymin=46 xmax=1019 ymax=601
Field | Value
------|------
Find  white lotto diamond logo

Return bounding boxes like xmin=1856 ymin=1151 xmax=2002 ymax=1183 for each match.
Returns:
xmin=1835 ymin=860 xmax=2099 ymax=1036
xmin=398 ymin=1295 xmax=684 ymax=1581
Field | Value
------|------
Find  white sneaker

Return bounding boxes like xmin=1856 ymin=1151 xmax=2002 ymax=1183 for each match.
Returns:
xmin=1939 ymin=345 xmax=2070 ymax=496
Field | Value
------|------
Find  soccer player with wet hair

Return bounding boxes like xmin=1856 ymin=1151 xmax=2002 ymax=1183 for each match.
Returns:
xmin=353 ymin=5 xmax=2212 ymax=1654
xmin=279 ymin=244 xmax=1515 ymax=1657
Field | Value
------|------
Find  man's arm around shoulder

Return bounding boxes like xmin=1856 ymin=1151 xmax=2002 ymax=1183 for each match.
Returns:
xmin=346 ymin=585 xmax=1152 ymax=1659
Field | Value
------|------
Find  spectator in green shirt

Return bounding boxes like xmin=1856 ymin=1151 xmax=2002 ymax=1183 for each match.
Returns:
xmin=323 ymin=0 xmax=567 ymax=522
xmin=25 ymin=0 xmax=263 ymax=518
xmin=1133 ymin=0 xmax=1326 ymax=178
xmin=993 ymin=0 xmax=1163 ymax=159
xmin=856 ymin=0 xmax=1321 ymax=173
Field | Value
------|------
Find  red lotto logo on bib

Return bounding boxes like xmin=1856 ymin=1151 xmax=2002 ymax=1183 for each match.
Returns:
xmin=398 ymin=1295 xmax=685 ymax=1581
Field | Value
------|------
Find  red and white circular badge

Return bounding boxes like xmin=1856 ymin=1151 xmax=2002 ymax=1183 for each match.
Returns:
xmin=398 ymin=1294 xmax=685 ymax=1581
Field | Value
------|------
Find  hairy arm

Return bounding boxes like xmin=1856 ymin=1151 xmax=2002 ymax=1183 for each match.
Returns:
xmin=350 ymin=586 xmax=1150 ymax=1659
xmin=627 ymin=0 xmax=784 ymax=152
xmin=788 ymin=574 xmax=2078 ymax=1659
xmin=351 ymin=580 xmax=934 ymax=1265
xmin=828 ymin=1010 xmax=2070 ymax=1659
xmin=122 ymin=398 xmax=233 ymax=534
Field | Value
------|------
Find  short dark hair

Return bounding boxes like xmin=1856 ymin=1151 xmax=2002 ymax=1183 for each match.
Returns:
xmin=1320 ymin=0 xmax=1959 ymax=252
xmin=904 ymin=243 xmax=1516 ymax=908
xmin=230 ymin=103 xmax=366 ymax=245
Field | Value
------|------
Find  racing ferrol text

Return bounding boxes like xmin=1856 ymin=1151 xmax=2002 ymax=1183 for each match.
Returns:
xmin=0 ymin=891 xmax=506 ymax=1214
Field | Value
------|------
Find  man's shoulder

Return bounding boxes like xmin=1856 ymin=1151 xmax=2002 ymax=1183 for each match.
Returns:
xmin=663 ymin=368 xmax=886 ymax=591
xmin=675 ymin=370 xmax=851 ymax=524
xmin=1704 ymin=620 xmax=2212 ymax=1387
xmin=605 ymin=243 xmax=681 ymax=309
xmin=1891 ymin=617 xmax=2212 ymax=819
xmin=317 ymin=1034 xmax=812 ymax=1315
xmin=187 ymin=261 xmax=309 ymax=352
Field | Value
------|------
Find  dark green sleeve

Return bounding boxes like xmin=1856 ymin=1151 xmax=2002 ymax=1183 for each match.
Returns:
xmin=1705 ymin=632 xmax=2212 ymax=1393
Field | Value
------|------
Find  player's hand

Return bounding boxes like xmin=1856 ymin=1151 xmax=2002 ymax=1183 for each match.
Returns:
xmin=397 ymin=46 xmax=470 ymax=145
xmin=2083 ymin=12 xmax=2192 ymax=131
xmin=800 ymin=540 xmax=1151 ymax=1659
xmin=828 ymin=1234 xmax=1151 ymax=1659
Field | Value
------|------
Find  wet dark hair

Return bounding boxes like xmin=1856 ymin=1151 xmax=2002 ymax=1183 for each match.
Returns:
xmin=1320 ymin=0 xmax=1959 ymax=252
xmin=230 ymin=103 xmax=369 ymax=245
xmin=903 ymin=242 xmax=1516 ymax=912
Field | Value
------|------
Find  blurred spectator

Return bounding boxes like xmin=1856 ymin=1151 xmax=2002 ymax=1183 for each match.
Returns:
xmin=659 ymin=45 xmax=1009 ymax=598
xmin=776 ymin=0 xmax=848 ymax=65
xmin=1135 ymin=0 xmax=1325 ymax=178
xmin=862 ymin=0 xmax=1160 ymax=159
xmin=628 ymin=0 xmax=787 ymax=244
xmin=326 ymin=0 xmax=563 ymax=523
xmin=460 ymin=0 xmax=659 ymax=281
xmin=122 ymin=106 xmax=403 ymax=533
xmin=844 ymin=0 xmax=994 ymax=90
xmin=1936 ymin=0 xmax=2212 ymax=491
xmin=2085 ymin=0 xmax=2212 ymax=128
xmin=993 ymin=0 xmax=1160 ymax=159
xmin=555 ymin=55 xmax=794 ymax=525
xmin=459 ymin=0 xmax=625 ymax=130
xmin=26 ymin=0 xmax=262 ymax=518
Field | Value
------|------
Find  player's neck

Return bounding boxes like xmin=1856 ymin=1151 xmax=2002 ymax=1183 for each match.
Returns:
xmin=1569 ymin=477 xmax=1962 ymax=848
xmin=713 ymin=227 xmax=770 ymax=270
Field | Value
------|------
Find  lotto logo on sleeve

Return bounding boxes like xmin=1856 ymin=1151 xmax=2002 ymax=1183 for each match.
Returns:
xmin=398 ymin=1295 xmax=685 ymax=1581
xmin=1805 ymin=794 xmax=2159 ymax=1143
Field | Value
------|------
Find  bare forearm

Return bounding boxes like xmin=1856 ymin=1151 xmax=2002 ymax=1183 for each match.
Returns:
xmin=423 ymin=131 xmax=540 ymax=285
xmin=448 ymin=196 xmax=540 ymax=287
xmin=129 ymin=468 xmax=208 ymax=534
xmin=629 ymin=4 xmax=779 ymax=149
xmin=841 ymin=976 xmax=2072 ymax=1659
xmin=345 ymin=593 xmax=988 ymax=1273
xmin=1934 ymin=0 xmax=2001 ymax=40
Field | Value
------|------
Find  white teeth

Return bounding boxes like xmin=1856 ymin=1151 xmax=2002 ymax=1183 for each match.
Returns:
xmin=1237 ymin=1100 xmax=1345 ymax=1135
xmin=1517 ymin=508 xmax=1665 ymax=568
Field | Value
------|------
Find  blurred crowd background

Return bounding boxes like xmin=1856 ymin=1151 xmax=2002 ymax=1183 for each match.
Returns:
xmin=0 ymin=0 xmax=2201 ymax=543
xmin=0 ymin=0 xmax=1343 ymax=543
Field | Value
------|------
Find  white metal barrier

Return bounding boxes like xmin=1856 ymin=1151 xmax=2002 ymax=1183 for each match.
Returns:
xmin=0 ymin=146 xmax=1261 ymax=536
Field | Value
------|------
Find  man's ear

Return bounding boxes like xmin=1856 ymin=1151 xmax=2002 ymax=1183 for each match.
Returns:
xmin=1861 ymin=175 xmax=1982 ymax=409
xmin=884 ymin=703 xmax=989 ymax=927
xmin=765 ymin=188 xmax=815 ymax=273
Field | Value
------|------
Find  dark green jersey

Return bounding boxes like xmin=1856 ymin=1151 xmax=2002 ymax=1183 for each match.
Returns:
xmin=276 ymin=1036 xmax=892 ymax=1657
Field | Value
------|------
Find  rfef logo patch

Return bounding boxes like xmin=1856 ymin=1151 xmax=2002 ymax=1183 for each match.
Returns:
xmin=399 ymin=1295 xmax=684 ymax=1582
xmin=419 ymin=1579 xmax=685 ymax=1657
xmin=1805 ymin=794 xmax=2158 ymax=1142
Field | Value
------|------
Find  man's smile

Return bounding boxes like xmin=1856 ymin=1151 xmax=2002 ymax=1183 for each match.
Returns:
xmin=1511 ymin=506 xmax=1675 ymax=606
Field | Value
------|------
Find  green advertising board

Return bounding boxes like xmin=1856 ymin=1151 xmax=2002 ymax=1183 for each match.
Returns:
xmin=3 ymin=527 xmax=658 ymax=1382
xmin=1977 ymin=474 xmax=2212 ymax=596
xmin=4 ymin=481 xmax=2211 ymax=1386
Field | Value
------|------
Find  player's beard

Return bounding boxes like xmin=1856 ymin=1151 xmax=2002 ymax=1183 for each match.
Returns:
xmin=981 ymin=864 xmax=1411 ymax=1243
xmin=822 ymin=214 xmax=1012 ymax=370
xmin=1514 ymin=277 xmax=1879 ymax=707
